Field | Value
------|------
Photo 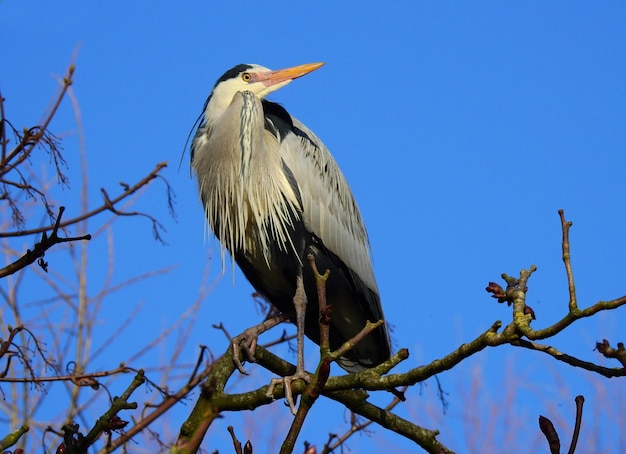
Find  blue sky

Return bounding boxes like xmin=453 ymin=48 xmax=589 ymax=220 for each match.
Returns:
xmin=2 ymin=2 xmax=626 ymax=452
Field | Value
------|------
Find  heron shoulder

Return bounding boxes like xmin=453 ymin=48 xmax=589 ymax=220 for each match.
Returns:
xmin=271 ymin=113 xmax=378 ymax=292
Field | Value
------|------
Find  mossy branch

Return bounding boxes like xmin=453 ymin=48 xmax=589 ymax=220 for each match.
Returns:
xmin=0 ymin=425 xmax=29 ymax=451
xmin=173 ymin=210 xmax=625 ymax=453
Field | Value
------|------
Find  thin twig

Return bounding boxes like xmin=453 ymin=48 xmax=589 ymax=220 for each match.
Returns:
xmin=567 ymin=395 xmax=584 ymax=454
xmin=515 ymin=339 xmax=626 ymax=377
xmin=0 ymin=206 xmax=91 ymax=278
xmin=331 ymin=320 xmax=384 ymax=362
xmin=307 ymin=253 xmax=331 ymax=353
xmin=228 ymin=426 xmax=244 ymax=454
xmin=559 ymin=210 xmax=578 ymax=312
xmin=0 ymin=65 xmax=75 ymax=177
xmin=0 ymin=162 xmax=168 ymax=239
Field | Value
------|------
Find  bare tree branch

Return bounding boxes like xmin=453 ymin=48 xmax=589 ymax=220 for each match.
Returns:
xmin=0 ymin=161 xmax=169 ymax=239
xmin=0 ymin=206 xmax=91 ymax=278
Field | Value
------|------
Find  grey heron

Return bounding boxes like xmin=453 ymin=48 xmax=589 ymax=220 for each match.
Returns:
xmin=191 ymin=62 xmax=390 ymax=407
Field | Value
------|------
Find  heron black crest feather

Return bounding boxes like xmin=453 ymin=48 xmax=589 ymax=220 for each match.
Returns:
xmin=215 ymin=64 xmax=253 ymax=87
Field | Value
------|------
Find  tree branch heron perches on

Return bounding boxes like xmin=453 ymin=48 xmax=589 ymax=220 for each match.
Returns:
xmin=191 ymin=62 xmax=391 ymax=412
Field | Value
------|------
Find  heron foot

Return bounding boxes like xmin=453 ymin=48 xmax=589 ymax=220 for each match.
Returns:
xmin=231 ymin=313 xmax=292 ymax=374
xmin=266 ymin=369 xmax=311 ymax=415
xmin=231 ymin=331 xmax=258 ymax=374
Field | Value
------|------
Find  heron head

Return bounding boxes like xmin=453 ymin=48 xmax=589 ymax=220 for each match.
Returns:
xmin=204 ymin=62 xmax=324 ymax=120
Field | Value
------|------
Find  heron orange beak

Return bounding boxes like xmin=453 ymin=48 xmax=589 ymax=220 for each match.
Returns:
xmin=255 ymin=62 xmax=325 ymax=87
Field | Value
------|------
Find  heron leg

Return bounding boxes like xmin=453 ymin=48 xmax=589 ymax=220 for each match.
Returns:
xmin=293 ymin=272 xmax=307 ymax=373
xmin=232 ymin=312 xmax=290 ymax=374
xmin=266 ymin=272 xmax=311 ymax=414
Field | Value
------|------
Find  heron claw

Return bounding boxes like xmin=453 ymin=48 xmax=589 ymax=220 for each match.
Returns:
xmin=266 ymin=370 xmax=311 ymax=415
xmin=231 ymin=313 xmax=290 ymax=374
xmin=231 ymin=331 xmax=259 ymax=374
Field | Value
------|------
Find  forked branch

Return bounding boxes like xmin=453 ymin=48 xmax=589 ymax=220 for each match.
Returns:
xmin=0 ymin=206 xmax=91 ymax=278
xmin=171 ymin=209 xmax=624 ymax=454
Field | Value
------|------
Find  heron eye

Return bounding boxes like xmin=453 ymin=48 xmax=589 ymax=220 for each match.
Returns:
xmin=241 ymin=73 xmax=252 ymax=82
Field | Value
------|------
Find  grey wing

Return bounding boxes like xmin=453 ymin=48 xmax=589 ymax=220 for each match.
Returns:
xmin=278 ymin=117 xmax=378 ymax=294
